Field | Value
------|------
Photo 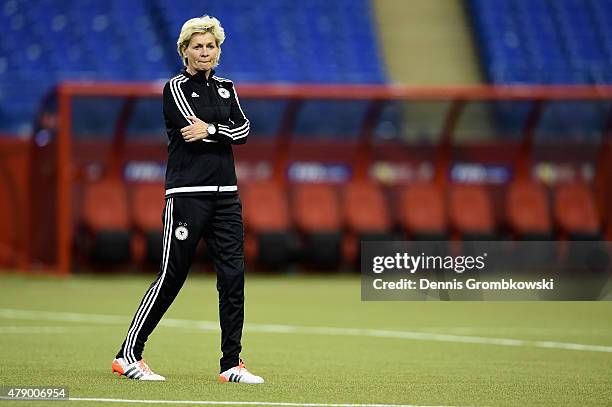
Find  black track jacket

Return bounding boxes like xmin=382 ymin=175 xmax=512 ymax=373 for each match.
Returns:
xmin=162 ymin=68 xmax=249 ymax=197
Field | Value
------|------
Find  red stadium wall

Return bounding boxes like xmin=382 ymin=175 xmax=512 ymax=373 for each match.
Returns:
xmin=0 ymin=138 xmax=30 ymax=269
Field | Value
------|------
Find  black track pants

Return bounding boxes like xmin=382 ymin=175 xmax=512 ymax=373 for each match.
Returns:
xmin=116 ymin=194 xmax=245 ymax=372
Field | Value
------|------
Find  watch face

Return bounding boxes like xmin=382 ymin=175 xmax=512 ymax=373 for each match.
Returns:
xmin=208 ymin=124 xmax=216 ymax=134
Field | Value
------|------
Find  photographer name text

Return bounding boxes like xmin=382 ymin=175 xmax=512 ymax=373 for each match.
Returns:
xmin=372 ymin=278 xmax=555 ymax=291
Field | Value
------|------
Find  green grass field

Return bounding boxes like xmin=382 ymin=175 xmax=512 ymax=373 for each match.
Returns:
xmin=1 ymin=272 xmax=611 ymax=407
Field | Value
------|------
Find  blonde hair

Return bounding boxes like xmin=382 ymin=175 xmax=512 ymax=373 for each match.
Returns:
xmin=176 ymin=15 xmax=225 ymax=68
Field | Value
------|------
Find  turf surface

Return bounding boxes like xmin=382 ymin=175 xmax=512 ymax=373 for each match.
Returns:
xmin=0 ymin=272 xmax=611 ymax=406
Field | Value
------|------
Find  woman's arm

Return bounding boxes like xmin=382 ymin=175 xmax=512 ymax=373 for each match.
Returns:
xmin=164 ymin=80 xmax=211 ymax=143
xmin=163 ymin=80 xmax=194 ymax=129
xmin=210 ymin=82 xmax=250 ymax=145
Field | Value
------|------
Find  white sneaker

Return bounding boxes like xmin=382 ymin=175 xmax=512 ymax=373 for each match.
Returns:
xmin=112 ymin=358 xmax=166 ymax=381
xmin=219 ymin=359 xmax=264 ymax=384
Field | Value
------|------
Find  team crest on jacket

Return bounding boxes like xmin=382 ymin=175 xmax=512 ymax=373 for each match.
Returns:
xmin=218 ymin=88 xmax=230 ymax=99
xmin=175 ymin=224 xmax=189 ymax=240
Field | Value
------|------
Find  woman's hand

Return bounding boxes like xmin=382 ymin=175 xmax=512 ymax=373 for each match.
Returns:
xmin=181 ymin=116 xmax=209 ymax=142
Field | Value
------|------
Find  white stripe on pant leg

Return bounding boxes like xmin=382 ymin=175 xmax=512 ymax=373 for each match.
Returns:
xmin=127 ymin=198 xmax=173 ymax=363
xmin=127 ymin=198 xmax=175 ymax=363
xmin=124 ymin=199 xmax=171 ymax=363
xmin=125 ymin=199 xmax=173 ymax=363
xmin=125 ymin=286 xmax=155 ymax=364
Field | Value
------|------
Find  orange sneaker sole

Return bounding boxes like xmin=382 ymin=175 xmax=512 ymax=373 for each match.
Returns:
xmin=111 ymin=360 xmax=125 ymax=376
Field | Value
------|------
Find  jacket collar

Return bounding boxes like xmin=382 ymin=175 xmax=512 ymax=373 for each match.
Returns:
xmin=182 ymin=68 xmax=215 ymax=83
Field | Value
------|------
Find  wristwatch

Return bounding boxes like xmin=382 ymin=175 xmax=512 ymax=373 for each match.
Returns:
xmin=207 ymin=123 xmax=217 ymax=135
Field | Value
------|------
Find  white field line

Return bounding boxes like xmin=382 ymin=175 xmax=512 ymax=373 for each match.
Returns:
xmin=419 ymin=326 xmax=612 ymax=335
xmin=67 ymin=398 xmax=470 ymax=407
xmin=0 ymin=325 xmax=90 ymax=334
xmin=1 ymin=308 xmax=611 ymax=353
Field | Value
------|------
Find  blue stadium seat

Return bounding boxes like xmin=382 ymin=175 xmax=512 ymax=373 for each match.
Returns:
xmin=468 ymin=0 xmax=612 ymax=85
xmin=0 ymin=0 xmax=386 ymax=132
xmin=468 ymin=0 xmax=612 ymax=140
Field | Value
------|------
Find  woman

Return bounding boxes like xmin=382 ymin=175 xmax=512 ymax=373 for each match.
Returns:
xmin=111 ymin=15 xmax=264 ymax=384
